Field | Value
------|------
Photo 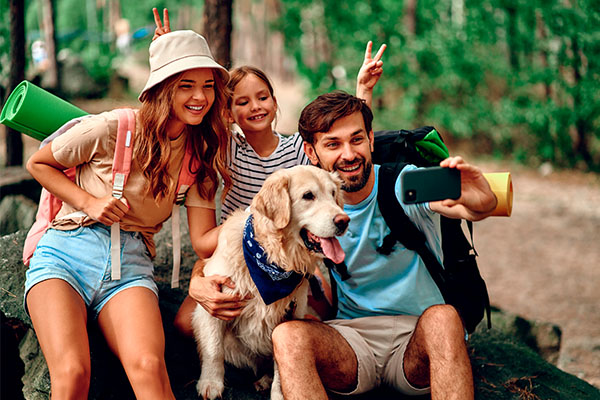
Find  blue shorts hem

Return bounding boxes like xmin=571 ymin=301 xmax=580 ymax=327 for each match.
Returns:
xmin=92 ymin=280 xmax=158 ymax=319
xmin=23 ymin=273 xmax=88 ymax=317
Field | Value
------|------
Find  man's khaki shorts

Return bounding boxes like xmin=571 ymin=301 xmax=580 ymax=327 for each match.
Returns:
xmin=326 ymin=314 xmax=431 ymax=396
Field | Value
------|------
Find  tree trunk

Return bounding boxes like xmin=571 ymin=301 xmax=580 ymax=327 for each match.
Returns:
xmin=40 ymin=0 xmax=59 ymax=91
xmin=5 ymin=0 xmax=25 ymax=167
xmin=536 ymin=11 xmax=551 ymax=99
xmin=506 ymin=4 xmax=519 ymax=70
xmin=403 ymin=0 xmax=417 ymax=36
xmin=202 ymin=0 xmax=233 ymax=69
xmin=571 ymin=36 xmax=593 ymax=169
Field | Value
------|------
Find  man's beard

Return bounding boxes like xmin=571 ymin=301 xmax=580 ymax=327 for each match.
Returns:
xmin=334 ymin=157 xmax=372 ymax=193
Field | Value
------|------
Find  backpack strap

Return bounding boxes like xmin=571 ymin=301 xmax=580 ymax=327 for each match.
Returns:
xmin=110 ymin=108 xmax=136 ymax=281
xmin=170 ymin=139 xmax=200 ymax=288
xmin=377 ymin=163 xmax=449 ymax=291
xmin=377 ymin=163 xmax=491 ymax=331
xmin=322 ymin=257 xmax=352 ymax=320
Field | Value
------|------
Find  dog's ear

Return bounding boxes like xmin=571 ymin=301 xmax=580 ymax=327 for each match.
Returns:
xmin=330 ymin=171 xmax=345 ymax=207
xmin=252 ymin=171 xmax=291 ymax=229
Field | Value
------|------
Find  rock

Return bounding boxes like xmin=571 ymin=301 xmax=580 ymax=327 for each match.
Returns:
xmin=19 ymin=329 xmax=51 ymax=400
xmin=57 ymin=51 xmax=105 ymax=99
xmin=468 ymin=329 xmax=596 ymax=399
xmin=481 ymin=307 xmax=562 ymax=365
xmin=1 ymin=218 xmax=599 ymax=399
xmin=0 ymin=167 xmax=42 ymax=204
xmin=0 ymin=195 xmax=37 ymax=236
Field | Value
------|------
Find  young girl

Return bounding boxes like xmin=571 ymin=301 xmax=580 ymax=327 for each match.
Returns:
xmin=24 ymin=30 xmax=230 ymax=398
xmin=152 ymin=8 xmax=385 ymax=334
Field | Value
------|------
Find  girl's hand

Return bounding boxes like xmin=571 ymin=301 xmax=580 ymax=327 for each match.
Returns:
xmin=356 ymin=41 xmax=386 ymax=107
xmin=152 ymin=7 xmax=171 ymax=40
xmin=83 ymin=195 xmax=130 ymax=225
xmin=189 ymin=273 xmax=251 ymax=321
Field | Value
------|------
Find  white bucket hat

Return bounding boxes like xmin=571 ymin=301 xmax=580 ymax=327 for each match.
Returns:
xmin=139 ymin=30 xmax=229 ymax=101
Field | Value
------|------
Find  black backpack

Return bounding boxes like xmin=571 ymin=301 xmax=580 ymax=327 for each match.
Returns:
xmin=325 ymin=126 xmax=491 ymax=334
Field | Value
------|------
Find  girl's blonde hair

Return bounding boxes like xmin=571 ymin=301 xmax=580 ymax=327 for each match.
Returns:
xmin=137 ymin=70 xmax=231 ymax=202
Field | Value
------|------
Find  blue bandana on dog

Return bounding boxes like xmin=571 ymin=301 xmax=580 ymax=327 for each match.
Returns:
xmin=243 ymin=215 xmax=304 ymax=305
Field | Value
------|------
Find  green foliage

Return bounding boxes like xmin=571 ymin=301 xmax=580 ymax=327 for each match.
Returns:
xmin=0 ymin=0 xmax=205 ymax=98
xmin=0 ymin=0 xmax=10 ymax=91
xmin=278 ymin=0 xmax=600 ymax=171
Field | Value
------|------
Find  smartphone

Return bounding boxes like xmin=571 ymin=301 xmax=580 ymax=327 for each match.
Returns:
xmin=401 ymin=166 xmax=461 ymax=204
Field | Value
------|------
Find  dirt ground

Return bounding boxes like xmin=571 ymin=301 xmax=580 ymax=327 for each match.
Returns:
xmin=2 ymin=89 xmax=599 ymax=390
xmin=472 ymin=159 xmax=600 ymax=388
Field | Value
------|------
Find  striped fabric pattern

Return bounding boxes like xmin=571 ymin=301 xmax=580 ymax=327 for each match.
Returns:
xmin=221 ymin=131 xmax=310 ymax=222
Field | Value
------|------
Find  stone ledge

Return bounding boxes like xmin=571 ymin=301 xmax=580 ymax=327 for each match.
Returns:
xmin=1 ymin=222 xmax=599 ymax=399
xmin=0 ymin=167 xmax=41 ymax=203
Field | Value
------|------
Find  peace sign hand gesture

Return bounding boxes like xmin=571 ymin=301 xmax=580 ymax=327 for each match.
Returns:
xmin=356 ymin=41 xmax=387 ymax=108
xmin=152 ymin=7 xmax=171 ymax=40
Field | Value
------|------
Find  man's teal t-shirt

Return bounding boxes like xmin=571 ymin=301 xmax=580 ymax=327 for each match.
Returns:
xmin=334 ymin=164 xmax=445 ymax=320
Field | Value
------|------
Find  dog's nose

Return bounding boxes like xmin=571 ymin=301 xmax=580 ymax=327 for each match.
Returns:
xmin=334 ymin=213 xmax=350 ymax=234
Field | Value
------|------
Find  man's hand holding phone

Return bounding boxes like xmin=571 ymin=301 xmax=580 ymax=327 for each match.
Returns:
xmin=424 ymin=157 xmax=498 ymax=221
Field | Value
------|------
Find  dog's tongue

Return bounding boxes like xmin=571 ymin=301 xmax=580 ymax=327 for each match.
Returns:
xmin=320 ymin=237 xmax=345 ymax=264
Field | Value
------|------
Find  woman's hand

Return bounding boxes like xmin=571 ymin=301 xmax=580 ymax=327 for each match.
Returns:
xmin=152 ymin=7 xmax=171 ymax=40
xmin=27 ymin=144 xmax=131 ymax=224
xmin=83 ymin=195 xmax=129 ymax=225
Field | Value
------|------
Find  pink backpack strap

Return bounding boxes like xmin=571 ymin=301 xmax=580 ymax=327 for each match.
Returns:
xmin=175 ymin=139 xmax=200 ymax=204
xmin=170 ymin=138 xmax=200 ymax=288
xmin=23 ymin=111 xmax=136 ymax=269
xmin=112 ymin=109 xmax=136 ymax=199
xmin=110 ymin=108 xmax=136 ymax=280
xmin=23 ymin=117 xmax=90 ymax=266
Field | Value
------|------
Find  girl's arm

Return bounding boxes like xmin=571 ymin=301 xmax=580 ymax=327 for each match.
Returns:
xmin=26 ymin=144 xmax=129 ymax=225
xmin=186 ymin=206 xmax=249 ymax=320
xmin=187 ymin=206 xmax=220 ymax=259
xmin=356 ymin=41 xmax=387 ymax=108
xmin=152 ymin=7 xmax=170 ymax=40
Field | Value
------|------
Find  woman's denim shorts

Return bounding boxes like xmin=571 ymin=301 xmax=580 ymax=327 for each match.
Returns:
xmin=24 ymin=223 xmax=158 ymax=319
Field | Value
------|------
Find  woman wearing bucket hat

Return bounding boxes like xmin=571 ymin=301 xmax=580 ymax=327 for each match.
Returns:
xmin=24 ymin=29 xmax=230 ymax=398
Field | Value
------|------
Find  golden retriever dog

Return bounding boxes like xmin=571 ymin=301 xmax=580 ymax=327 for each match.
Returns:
xmin=192 ymin=165 xmax=349 ymax=400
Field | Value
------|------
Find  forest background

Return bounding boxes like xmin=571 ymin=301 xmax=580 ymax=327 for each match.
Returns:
xmin=1 ymin=0 xmax=600 ymax=171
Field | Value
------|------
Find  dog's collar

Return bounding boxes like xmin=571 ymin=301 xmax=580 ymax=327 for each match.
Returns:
xmin=243 ymin=215 xmax=304 ymax=305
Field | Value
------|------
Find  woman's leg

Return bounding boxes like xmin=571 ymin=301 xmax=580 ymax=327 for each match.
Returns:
xmin=27 ymin=279 xmax=91 ymax=399
xmin=97 ymin=287 xmax=174 ymax=400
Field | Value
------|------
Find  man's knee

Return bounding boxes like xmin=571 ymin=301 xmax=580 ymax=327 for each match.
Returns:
xmin=414 ymin=305 xmax=466 ymax=354
xmin=272 ymin=320 xmax=316 ymax=361
xmin=419 ymin=304 xmax=463 ymax=333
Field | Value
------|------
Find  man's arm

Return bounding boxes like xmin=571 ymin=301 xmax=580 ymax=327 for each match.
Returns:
xmin=429 ymin=156 xmax=497 ymax=221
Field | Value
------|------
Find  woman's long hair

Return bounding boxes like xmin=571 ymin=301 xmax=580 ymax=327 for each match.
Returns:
xmin=137 ymin=70 xmax=231 ymax=202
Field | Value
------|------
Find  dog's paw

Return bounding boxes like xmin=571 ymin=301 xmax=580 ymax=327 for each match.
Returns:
xmin=196 ymin=378 xmax=225 ymax=400
xmin=270 ymin=383 xmax=285 ymax=400
xmin=253 ymin=374 xmax=272 ymax=392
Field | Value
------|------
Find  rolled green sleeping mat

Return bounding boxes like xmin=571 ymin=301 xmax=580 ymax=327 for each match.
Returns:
xmin=1 ymin=80 xmax=88 ymax=141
